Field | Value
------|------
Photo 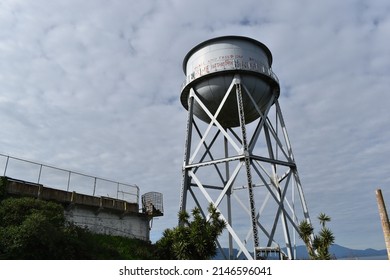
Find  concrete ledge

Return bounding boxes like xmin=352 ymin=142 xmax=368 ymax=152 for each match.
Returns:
xmin=4 ymin=177 xmax=139 ymax=215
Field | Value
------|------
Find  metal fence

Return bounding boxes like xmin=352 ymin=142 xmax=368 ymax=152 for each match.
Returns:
xmin=0 ymin=153 xmax=139 ymax=204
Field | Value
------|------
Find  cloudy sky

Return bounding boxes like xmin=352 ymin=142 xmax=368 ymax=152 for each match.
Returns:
xmin=0 ymin=0 xmax=389 ymax=251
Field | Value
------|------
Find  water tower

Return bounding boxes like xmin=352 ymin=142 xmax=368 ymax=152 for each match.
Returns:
xmin=179 ymin=36 xmax=312 ymax=260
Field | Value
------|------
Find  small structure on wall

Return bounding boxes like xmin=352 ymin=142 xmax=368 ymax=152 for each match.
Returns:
xmin=142 ymin=191 xmax=164 ymax=217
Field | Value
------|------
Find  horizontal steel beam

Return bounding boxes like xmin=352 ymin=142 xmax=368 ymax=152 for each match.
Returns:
xmin=250 ymin=155 xmax=296 ymax=168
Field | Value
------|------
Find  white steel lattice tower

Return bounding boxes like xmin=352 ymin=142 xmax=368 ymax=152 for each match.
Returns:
xmin=179 ymin=36 xmax=312 ymax=260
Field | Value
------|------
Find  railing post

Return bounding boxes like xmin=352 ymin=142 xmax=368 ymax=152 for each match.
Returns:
xmin=37 ymin=164 xmax=43 ymax=184
xmin=67 ymin=171 xmax=71 ymax=192
xmin=136 ymin=185 xmax=140 ymax=205
xmin=93 ymin=177 xmax=97 ymax=196
xmin=3 ymin=156 xmax=10 ymax=176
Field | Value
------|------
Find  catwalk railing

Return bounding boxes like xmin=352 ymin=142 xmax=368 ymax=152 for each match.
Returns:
xmin=0 ymin=153 xmax=139 ymax=204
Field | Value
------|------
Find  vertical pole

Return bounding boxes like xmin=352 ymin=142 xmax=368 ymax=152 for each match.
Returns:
xmin=236 ymin=80 xmax=259 ymax=258
xmin=225 ymin=136 xmax=234 ymax=259
xmin=376 ymin=189 xmax=390 ymax=260
xmin=179 ymin=92 xmax=194 ymax=218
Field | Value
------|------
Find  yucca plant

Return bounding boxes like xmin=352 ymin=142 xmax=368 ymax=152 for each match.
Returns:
xmin=298 ymin=213 xmax=335 ymax=260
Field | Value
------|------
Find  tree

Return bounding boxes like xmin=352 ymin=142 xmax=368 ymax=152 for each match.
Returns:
xmin=155 ymin=204 xmax=226 ymax=260
xmin=298 ymin=213 xmax=335 ymax=260
xmin=0 ymin=197 xmax=68 ymax=259
xmin=0 ymin=197 xmax=113 ymax=259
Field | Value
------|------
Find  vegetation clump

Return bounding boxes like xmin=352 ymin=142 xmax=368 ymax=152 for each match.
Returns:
xmin=155 ymin=204 xmax=226 ymax=260
xmin=298 ymin=213 xmax=335 ymax=260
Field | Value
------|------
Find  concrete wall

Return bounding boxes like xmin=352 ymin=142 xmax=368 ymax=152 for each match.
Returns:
xmin=65 ymin=205 xmax=150 ymax=241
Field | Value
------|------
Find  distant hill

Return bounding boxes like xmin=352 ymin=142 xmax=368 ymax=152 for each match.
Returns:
xmin=328 ymin=244 xmax=387 ymax=260
xmin=214 ymin=245 xmax=387 ymax=260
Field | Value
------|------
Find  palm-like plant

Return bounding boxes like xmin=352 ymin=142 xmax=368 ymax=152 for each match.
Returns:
xmin=318 ymin=213 xmax=331 ymax=227
xmin=298 ymin=213 xmax=335 ymax=260
xmin=298 ymin=220 xmax=316 ymax=259
xmin=155 ymin=203 xmax=226 ymax=260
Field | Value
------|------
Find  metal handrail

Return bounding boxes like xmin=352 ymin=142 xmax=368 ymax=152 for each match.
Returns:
xmin=181 ymin=61 xmax=279 ymax=91
xmin=0 ymin=153 xmax=139 ymax=204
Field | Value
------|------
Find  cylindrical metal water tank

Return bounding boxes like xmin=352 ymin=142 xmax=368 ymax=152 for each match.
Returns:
xmin=180 ymin=36 xmax=280 ymax=128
